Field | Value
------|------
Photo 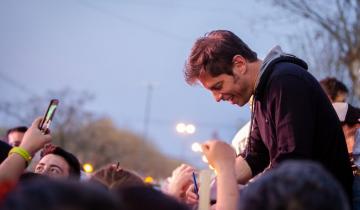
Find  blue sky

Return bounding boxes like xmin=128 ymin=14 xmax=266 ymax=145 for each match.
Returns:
xmin=0 ymin=0 xmax=300 ymax=168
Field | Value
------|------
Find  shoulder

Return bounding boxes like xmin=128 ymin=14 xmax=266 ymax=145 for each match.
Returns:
xmin=268 ymin=62 xmax=318 ymax=89
xmin=262 ymin=63 xmax=324 ymax=103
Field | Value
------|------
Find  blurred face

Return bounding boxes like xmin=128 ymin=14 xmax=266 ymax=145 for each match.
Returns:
xmin=199 ymin=58 xmax=253 ymax=106
xmin=334 ymin=92 xmax=348 ymax=103
xmin=35 ymin=154 xmax=70 ymax=179
xmin=8 ymin=131 xmax=25 ymax=147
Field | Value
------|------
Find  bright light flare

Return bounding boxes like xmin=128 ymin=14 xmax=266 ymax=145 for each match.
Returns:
xmin=202 ymin=155 xmax=208 ymax=163
xmin=176 ymin=123 xmax=186 ymax=133
xmin=191 ymin=142 xmax=202 ymax=152
xmin=144 ymin=176 xmax=154 ymax=183
xmin=83 ymin=163 xmax=94 ymax=173
xmin=186 ymin=124 xmax=196 ymax=134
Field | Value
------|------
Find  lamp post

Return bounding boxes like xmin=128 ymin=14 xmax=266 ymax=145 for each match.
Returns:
xmin=143 ymin=83 xmax=154 ymax=140
xmin=176 ymin=122 xmax=196 ymax=160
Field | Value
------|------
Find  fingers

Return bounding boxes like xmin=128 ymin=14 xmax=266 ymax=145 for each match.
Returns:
xmin=186 ymin=195 xmax=199 ymax=205
xmin=201 ymin=143 xmax=210 ymax=152
xmin=167 ymin=164 xmax=197 ymax=199
xmin=44 ymin=128 xmax=51 ymax=135
xmin=172 ymin=164 xmax=195 ymax=179
xmin=185 ymin=184 xmax=199 ymax=204
xmin=31 ymin=117 xmax=44 ymax=128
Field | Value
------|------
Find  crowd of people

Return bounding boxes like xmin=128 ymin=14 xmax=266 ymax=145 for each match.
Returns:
xmin=0 ymin=30 xmax=359 ymax=210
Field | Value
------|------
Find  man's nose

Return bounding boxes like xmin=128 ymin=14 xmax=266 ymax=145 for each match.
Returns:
xmin=213 ymin=92 xmax=222 ymax=102
xmin=41 ymin=167 xmax=51 ymax=175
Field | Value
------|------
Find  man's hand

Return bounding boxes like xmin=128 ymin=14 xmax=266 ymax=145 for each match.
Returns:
xmin=201 ymin=140 xmax=236 ymax=172
xmin=184 ymin=184 xmax=199 ymax=205
xmin=166 ymin=164 xmax=195 ymax=200
xmin=20 ymin=117 xmax=52 ymax=156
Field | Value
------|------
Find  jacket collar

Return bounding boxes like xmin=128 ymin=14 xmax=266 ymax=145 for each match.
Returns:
xmin=253 ymin=46 xmax=308 ymax=99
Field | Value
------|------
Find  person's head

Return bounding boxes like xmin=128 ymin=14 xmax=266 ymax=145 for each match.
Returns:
xmin=114 ymin=186 xmax=190 ymax=210
xmin=333 ymin=102 xmax=360 ymax=153
xmin=90 ymin=163 xmax=145 ymax=190
xmin=34 ymin=144 xmax=81 ymax=180
xmin=0 ymin=140 xmax=12 ymax=164
xmin=320 ymin=77 xmax=349 ymax=102
xmin=239 ymin=160 xmax=350 ymax=210
xmin=1 ymin=178 xmax=122 ymax=210
xmin=6 ymin=126 xmax=28 ymax=147
xmin=185 ymin=30 xmax=258 ymax=106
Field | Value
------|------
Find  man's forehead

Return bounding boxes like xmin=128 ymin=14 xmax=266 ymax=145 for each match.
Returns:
xmin=8 ymin=131 xmax=24 ymax=137
xmin=41 ymin=154 xmax=68 ymax=165
xmin=199 ymin=70 xmax=217 ymax=89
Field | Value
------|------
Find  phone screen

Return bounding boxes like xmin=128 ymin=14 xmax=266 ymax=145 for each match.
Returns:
xmin=39 ymin=99 xmax=59 ymax=132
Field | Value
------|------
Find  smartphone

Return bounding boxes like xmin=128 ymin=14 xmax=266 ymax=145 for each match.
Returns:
xmin=192 ymin=171 xmax=199 ymax=196
xmin=38 ymin=99 xmax=59 ymax=133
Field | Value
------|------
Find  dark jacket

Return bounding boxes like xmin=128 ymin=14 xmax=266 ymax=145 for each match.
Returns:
xmin=242 ymin=50 xmax=353 ymax=200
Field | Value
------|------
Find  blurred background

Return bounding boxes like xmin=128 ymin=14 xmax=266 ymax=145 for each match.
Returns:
xmin=1 ymin=0 xmax=359 ymax=178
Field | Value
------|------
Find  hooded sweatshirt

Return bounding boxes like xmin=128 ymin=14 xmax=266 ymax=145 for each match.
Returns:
xmin=242 ymin=46 xmax=353 ymax=201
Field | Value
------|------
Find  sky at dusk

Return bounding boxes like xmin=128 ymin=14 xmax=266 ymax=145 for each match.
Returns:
xmin=0 ymin=0 xmax=303 ymax=168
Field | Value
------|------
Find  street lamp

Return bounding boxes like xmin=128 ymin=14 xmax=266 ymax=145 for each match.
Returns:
xmin=186 ymin=124 xmax=196 ymax=134
xmin=176 ymin=123 xmax=196 ymax=134
xmin=176 ymin=122 xmax=196 ymax=161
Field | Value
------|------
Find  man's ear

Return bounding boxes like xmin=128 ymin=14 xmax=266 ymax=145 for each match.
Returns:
xmin=232 ymin=55 xmax=247 ymax=74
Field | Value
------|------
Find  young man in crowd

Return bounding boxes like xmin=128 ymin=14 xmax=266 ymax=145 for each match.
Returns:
xmin=34 ymin=144 xmax=81 ymax=180
xmin=320 ymin=77 xmax=349 ymax=102
xmin=6 ymin=126 xmax=28 ymax=147
xmin=0 ymin=118 xmax=51 ymax=183
xmin=184 ymin=30 xmax=353 ymax=200
xmin=333 ymin=102 xmax=360 ymax=209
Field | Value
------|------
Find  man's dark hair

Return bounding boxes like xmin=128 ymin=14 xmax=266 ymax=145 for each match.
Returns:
xmin=91 ymin=164 xmax=145 ymax=190
xmin=6 ymin=126 xmax=28 ymax=138
xmin=239 ymin=160 xmax=350 ymax=210
xmin=185 ymin=30 xmax=257 ymax=85
xmin=0 ymin=140 xmax=12 ymax=164
xmin=320 ymin=77 xmax=349 ymax=102
xmin=40 ymin=144 xmax=81 ymax=180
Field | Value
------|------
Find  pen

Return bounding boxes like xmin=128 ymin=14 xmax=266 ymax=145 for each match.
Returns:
xmin=192 ymin=171 xmax=199 ymax=195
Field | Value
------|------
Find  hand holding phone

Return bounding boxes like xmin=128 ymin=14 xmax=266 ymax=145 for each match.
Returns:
xmin=38 ymin=99 xmax=59 ymax=133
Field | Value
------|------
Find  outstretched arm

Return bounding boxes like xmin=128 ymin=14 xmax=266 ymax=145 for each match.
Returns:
xmin=202 ymin=140 xmax=239 ymax=210
xmin=0 ymin=117 xmax=51 ymax=183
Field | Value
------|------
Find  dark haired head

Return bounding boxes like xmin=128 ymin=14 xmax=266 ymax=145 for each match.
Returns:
xmin=6 ymin=126 xmax=28 ymax=137
xmin=91 ymin=163 xmax=145 ymax=190
xmin=239 ymin=160 xmax=350 ymax=210
xmin=6 ymin=126 xmax=28 ymax=146
xmin=0 ymin=140 xmax=12 ymax=164
xmin=40 ymin=144 xmax=81 ymax=180
xmin=320 ymin=77 xmax=348 ymax=102
xmin=185 ymin=30 xmax=257 ymax=85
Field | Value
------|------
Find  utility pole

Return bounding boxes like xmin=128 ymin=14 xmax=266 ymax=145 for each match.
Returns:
xmin=143 ymin=83 xmax=153 ymax=140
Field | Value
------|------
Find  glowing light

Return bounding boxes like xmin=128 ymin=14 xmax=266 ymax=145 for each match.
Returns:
xmin=202 ymin=155 xmax=208 ymax=163
xmin=209 ymin=164 xmax=215 ymax=170
xmin=176 ymin=123 xmax=186 ymax=133
xmin=176 ymin=123 xmax=196 ymax=134
xmin=186 ymin=124 xmax=196 ymax=134
xmin=83 ymin=163 xmax=94 ymax=173
xmin=144 ymin=176 xmax=154 ymax=183
xmin=191 ymin=142 xmax=202 ymax=152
